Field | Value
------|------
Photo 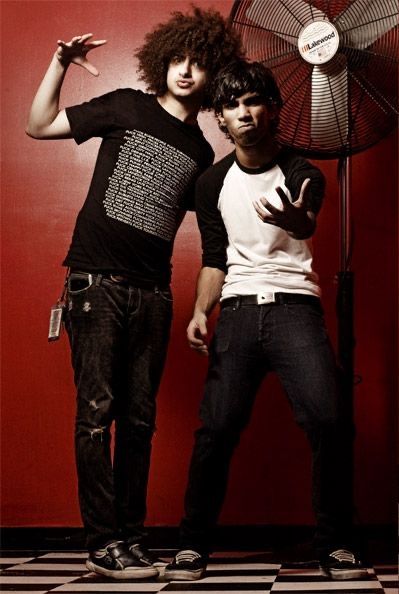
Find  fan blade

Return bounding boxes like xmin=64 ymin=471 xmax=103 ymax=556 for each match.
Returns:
xmin=311 ymin=55 xmax=348 ymax=147
xmin=334 ymin=0 xmax=398 ymax=49
xmin=246 ymin=0 xmax=326 ymax=46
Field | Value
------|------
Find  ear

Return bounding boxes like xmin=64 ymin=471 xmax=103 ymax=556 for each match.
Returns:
xmin=268 ymin=103 xmax=281 ymax=121
xmin=217 ymin=113 xmax=226 ymax=127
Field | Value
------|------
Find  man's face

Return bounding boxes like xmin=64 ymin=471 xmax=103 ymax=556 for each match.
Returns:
xmin=166 ymin=55 xmax=208 ymax=101
xmin=218 ymin=92 xmax=279 ymax=147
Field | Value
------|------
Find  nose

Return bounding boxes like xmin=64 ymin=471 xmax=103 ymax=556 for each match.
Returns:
xmin=237 ymin=103 xmax=251 ymax=120
xmin=179 ymin=57 xmax=191 ymax=78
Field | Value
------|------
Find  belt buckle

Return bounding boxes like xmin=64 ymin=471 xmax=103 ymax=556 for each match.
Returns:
xmin=257 ymin=292 xmax=275 ymax=305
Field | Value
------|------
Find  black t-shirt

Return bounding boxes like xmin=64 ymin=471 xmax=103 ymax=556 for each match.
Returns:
xmin=64 ymin=89 xmax=214 ymax=287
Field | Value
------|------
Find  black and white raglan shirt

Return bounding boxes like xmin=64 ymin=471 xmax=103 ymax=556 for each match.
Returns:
xmin=64 ymin=89 xmax=214 ymax=287
xmin=195 ymin=148 xmax=326 ymax=300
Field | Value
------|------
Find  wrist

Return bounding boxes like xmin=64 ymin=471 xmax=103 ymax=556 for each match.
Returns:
xmin=193 ymin=307 xmax=208 ymax=320
xmin=289 ymin=211 xmax=316 ymax=239
xmin=53 ymin=51 xmax=70 ymax=70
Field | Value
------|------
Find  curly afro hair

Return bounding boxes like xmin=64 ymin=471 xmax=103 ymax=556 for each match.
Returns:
xmin=135 ymin=6 xmax=243 ymax=109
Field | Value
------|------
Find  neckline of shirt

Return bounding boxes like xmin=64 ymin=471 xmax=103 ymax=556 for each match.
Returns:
xmin=234 ymin=148 xmax=285 ymax=175
xmin=151 ymin=95 xmax=201 ymax=133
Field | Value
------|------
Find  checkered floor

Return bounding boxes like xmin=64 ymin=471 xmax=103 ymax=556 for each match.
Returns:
xmin=0 ymin=551 xmax=396 ymax=593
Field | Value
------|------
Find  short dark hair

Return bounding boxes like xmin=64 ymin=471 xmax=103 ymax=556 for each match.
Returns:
xmin=213 ymin=60 xmax=283 ymax=138
xmin=135 ymin=7 xmax=243 ymax=109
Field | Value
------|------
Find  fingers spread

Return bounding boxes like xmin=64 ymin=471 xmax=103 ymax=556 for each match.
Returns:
xmin=87 ymin=40 xmax=108 ymax=48
xmin=253 ymin=200 xmax=266 ymax=220
xmin=262 ymin=200 xmax=280 ymax=215
xmin=298 ymin=177 xmax=311 ymax=203
xmin=82 ymin=60 xmax=99 ymax=77
xmin=79 ymin=33 xmax=94 ymax=43
xmin=253 ymin=200 xmax=276 ymax=223
xmin=275 ymin=186 xmax=290 ymax=205
xmin=256 ymin=197 xmax=281 ymax=215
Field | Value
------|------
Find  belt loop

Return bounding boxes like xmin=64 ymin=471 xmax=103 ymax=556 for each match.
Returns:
xmin=95 ymin=274 xmax=102 ymax=287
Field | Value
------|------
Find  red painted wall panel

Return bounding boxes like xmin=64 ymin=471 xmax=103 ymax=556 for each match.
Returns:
xmin=1 ymin=1 xmax=396 ymax=528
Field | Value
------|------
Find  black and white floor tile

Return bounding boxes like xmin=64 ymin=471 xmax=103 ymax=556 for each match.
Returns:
xmin=0 ymin=551 xmax=397 ymax=593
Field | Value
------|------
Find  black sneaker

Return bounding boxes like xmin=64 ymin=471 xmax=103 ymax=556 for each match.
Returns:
xmin=129 ymin=543 xmax=167 ymax=568
xmin=86 ymin=540 xmax=159 ymax=579
xmin=320 ymin=549 xmax=367 ymax=580
xmin=164 ymin=549 xmax=206 ymax=580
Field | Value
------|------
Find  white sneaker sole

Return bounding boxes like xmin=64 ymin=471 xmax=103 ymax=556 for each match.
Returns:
xmin=148 ymin=560 xmax=168 ymax=568
xmin=321 ymin=566 xmax=368 ymax=580
xmin=86 ymin=560 xmax=159 ymax=579
xmin=164 ymin=568 xmax=205 ymax=581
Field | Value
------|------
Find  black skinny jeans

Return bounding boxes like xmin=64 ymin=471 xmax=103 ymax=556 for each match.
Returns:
xmin=180 ymin=301 xmax=355 ymax=556
xmin=65 ymin=272 xmax=172 ymax=551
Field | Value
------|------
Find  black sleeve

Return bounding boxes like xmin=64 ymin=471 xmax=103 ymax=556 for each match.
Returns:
xmin=195 ymin=171 xmax=228 ymax=273
xmin=282 ymin=153 xmax=326 ymax=215
xmin=180 ymin=181 xmax=196 ymax=212
xmin=65 ymin=90 xmax=122 ymax=145
xmin=181 ymin=192 xmax=194 ymax=211
xmin=181 ymin=145 xmax=215 ymax=212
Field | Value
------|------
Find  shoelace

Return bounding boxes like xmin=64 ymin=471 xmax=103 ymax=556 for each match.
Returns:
xmin=329 ymin=549 xmax=356 ymax=563
xmin=175 ymin=550 xmax=201 ymax=564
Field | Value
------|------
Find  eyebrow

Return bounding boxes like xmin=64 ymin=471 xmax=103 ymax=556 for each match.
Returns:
xmin=223 ymin=94 xmax=263 ymax=106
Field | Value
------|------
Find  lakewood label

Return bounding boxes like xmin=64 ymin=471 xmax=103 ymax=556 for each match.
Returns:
xmin=302 ymin=31 xmax=336 ymax=53
xmin=298 ymin=21 xmax=339 ymax=65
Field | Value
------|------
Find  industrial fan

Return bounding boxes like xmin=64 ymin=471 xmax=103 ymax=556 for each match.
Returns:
xmin=230 ymin=0 xmax=398 ymax=400
xmin=231 ymin=0 xmax=397 ymax=157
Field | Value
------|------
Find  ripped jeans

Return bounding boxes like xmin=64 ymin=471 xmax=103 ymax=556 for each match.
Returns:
xmin=65 ymin=272 xmax=173 ymax=551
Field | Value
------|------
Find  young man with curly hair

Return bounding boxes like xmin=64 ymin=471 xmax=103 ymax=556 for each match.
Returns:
xmin=26 ymin=7 xmax=241 ymax=580
xmin=164 ymin=60 xmax=366 ymax=582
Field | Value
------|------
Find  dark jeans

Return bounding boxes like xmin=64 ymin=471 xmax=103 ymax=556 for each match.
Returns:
xmin=65 ymin=272 xmax=173 ymax=551
xmin=180 ymin=300 xmax=355 ymax=556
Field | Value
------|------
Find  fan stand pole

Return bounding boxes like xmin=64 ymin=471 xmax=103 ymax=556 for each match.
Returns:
xmin=336 ymin=155 xmax=354 ymax=421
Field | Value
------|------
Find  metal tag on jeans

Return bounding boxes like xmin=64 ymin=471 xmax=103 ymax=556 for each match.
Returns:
xmin=48 ymin=303 xmax=64 ymax=342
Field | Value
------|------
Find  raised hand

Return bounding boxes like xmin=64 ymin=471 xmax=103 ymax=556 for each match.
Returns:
xmin=56 ymin=34 xmax=107 ymax=76
xmin=253 ymin=178 xmax=315 ymax=239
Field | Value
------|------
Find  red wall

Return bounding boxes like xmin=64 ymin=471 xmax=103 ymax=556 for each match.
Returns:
xmin=1 ymin=1 xmax=397 ymax=528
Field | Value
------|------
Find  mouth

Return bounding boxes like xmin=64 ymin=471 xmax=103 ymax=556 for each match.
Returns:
xmin=239 ymin=123 xmax=255 ymax=129
xmin=177 ymin=80 xmax=194 ymax=89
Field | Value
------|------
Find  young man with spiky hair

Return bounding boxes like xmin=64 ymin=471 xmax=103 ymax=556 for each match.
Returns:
xmin=165 ymin=60 xmax=366 ymax=582
xmin=26 ymin=7 xmax=241 ymax=580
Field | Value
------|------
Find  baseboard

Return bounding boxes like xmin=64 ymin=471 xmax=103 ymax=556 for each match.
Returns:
xmin=0 ymin=524 xmax=395 ymax=554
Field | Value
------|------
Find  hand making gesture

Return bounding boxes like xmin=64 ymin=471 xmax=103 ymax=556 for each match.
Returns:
xmin=56 ymin=34 xmax=107 ymax=76
xmin=253 ymin=177 xmax=316 ymax=239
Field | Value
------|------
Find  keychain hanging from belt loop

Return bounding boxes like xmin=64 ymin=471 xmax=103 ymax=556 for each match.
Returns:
xmin=48 ymin=269 xmax=69 ymax=342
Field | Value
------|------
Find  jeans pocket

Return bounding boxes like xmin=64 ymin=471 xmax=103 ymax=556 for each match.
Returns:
xmin=285 ymin=303 xmax=329 ymax=346
xmin=157 ymin=288 xmax=173 ymax=303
